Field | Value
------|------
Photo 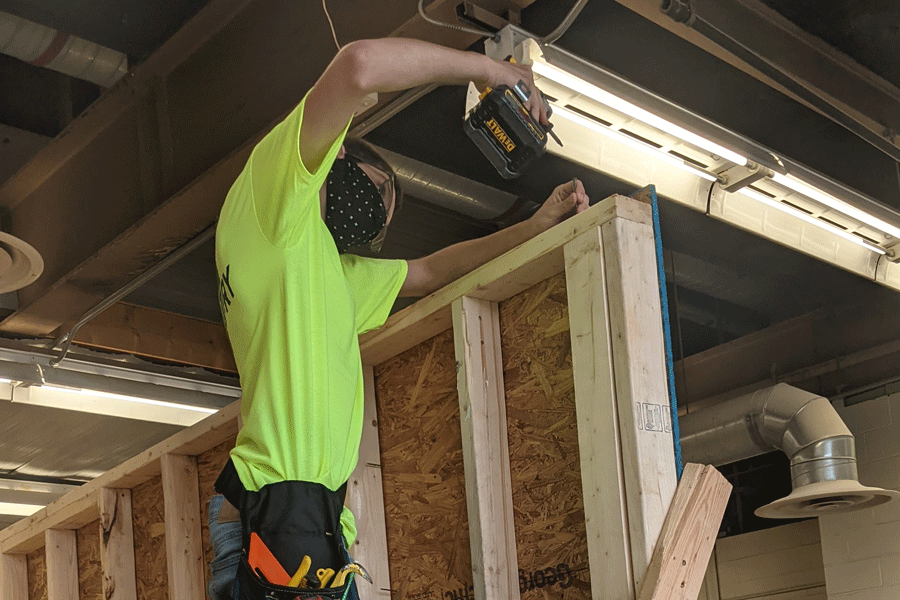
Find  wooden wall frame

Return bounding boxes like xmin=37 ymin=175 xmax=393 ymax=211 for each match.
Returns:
xmin=0 ymin=194 xmax=679 ymax=600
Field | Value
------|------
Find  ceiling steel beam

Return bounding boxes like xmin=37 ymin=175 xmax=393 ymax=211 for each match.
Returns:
xmin=674 ymin=292 xmax=900 ymax=407
xmin=0 ymin=1 xmax=528 ymax=340
xmin=612 ymin=0 xmax=900 ymax=162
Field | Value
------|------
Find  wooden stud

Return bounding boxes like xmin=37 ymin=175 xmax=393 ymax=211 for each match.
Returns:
xmin=44 ymin=529 xmax=78 ymax=600
xmin=637 ymin=464 xmax=732 ymax=600
xmin=346 ymin=365 xmax=392 ymax=600
xmin=564 ymin=226 xmax=635 ymax=599
xmin=161 ymin=454 xmax=204 ymax=600
xmin=99 ymin=489 xmax=137 ymax=600
xmin=1 ymin=553 xmax=27 ymax=600
xmin=601 ymin=215 xmax=679 ymax=591
xmin=452 ymin=296 xmax=518 ymax=600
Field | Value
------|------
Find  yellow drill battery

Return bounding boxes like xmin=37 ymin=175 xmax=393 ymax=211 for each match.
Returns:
xmin=463 ymin=84 xmax=557 ymax=179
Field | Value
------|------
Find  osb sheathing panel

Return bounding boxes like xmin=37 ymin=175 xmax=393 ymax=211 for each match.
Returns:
xmin=27 ymin=547 xmax=47 ymax=600
xmin=77 ymin=520 xmax=102 ymax=600
xmin=198 ymin=435 xmax=238 ymax=587
xmin=375 ymin=329 xmax=472 ymax=600
xmin=499 ymin=273 xmax=592 ymax=598
xmin=133 ymin=475 xmax=168 ymax=600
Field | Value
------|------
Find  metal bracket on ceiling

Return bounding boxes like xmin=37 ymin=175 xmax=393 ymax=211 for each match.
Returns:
xmin=457 ymin=2 xmax=517 ymax=34
xmin=716 ymin=161 xmax=773 ymax=193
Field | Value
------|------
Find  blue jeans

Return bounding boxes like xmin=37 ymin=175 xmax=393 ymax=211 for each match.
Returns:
xmin=207 ymin=494 xmax=360 ymax=600
xmin=208 ymin=494 xmax=242 ymax=600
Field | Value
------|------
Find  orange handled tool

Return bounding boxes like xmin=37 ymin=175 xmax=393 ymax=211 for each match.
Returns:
xmin=248 ymin=532 xmax=290 ymax=586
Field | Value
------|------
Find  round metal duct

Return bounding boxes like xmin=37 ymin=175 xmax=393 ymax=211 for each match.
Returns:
xmin=680 ymin=383 xmax=900 ymax=518
xmin=0 ymin=231 xmax=43 ymax=293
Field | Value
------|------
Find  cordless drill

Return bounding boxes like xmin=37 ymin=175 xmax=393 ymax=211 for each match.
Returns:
xmin=463 ymin=80 xmax=562 ymax=179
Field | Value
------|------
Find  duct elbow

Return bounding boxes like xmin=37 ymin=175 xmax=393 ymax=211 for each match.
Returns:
xmin=760 ymin=383 xmax=852 ymax=458
xmin=681 ymin=382 xmax=899 ymax=518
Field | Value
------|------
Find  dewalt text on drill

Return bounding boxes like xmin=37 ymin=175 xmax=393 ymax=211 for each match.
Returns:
xmin=463 ymin=79 xmax=561 ymax=179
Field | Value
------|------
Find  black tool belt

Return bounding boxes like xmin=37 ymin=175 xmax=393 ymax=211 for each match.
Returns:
xmin=215 ymin=459 xmax=351 ymax=598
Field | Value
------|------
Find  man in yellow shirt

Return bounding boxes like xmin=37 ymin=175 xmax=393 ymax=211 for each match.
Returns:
xmin=209 ymin=37 xmax=588 ymax=600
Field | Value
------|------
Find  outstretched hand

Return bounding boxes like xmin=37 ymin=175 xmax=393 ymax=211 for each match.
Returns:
xmin=529 ymin=179 xmax=590 ymax=233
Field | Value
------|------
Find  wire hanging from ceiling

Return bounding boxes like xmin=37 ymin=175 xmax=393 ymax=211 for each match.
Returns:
xmin=322 ymin=0 xmax=341 ymax=51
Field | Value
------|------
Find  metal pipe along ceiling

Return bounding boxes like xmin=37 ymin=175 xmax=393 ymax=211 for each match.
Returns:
xmin=373 ymin=147 xmax=520 ymax=221
xmin=680 ymin=383 xmax=899 ymax=518
xmin=0 ymin=11 xmax=128 ymax=88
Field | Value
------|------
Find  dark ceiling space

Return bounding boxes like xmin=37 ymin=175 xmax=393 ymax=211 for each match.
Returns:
xmin=0 ymin=0 xmax=885 ymax=365
xmin=1 ymin=0 xmax=896 ymax=368
xmin=760 ymin=0 xmax=900 ymax=89
xmin=1 ymin=0 xmax=208 ymax=60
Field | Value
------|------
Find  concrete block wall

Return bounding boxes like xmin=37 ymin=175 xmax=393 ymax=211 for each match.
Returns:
xmin=819 ymin=392 xmax=900 ymax=600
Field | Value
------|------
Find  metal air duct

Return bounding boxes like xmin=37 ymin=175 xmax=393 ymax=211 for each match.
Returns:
xmin=373 ymin=147 xmax=531 ymax=223
xmin=680 ymin=383 xmax=900 ymax=518
xmin=0 ymin=11 xmax=128 ymax=88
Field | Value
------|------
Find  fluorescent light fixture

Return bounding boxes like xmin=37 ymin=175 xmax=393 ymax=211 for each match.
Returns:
xmin=0 ymin=501 xmax=44 ymax=517
xmin=14 ymin=384 xmax=217 ymax=427
xmin=533 ymin=60 xmax=749 ymax=167
xmin=553 ymin=104 xmax=718 ymax=182
xmin=772 ymin=173 xmax=900 ymax=239
xmin=737 ymin=188 xmax=886 ymax=255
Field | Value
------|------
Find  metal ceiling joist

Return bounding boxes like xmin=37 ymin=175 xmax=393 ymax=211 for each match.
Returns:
xmin=612 ymin=0 xmax=900 ymax=163
xmin=0 ymin=0 xmax=526 ymax=341
xmin=674 ymin=291 xmax=900 ymax=407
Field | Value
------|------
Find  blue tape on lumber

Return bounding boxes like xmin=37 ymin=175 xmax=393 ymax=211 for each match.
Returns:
xmin=648 ymin=186 xmax=684 ymax=480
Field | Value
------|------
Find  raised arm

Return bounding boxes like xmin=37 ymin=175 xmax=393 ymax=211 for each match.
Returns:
xmin=400 ymin=180 xmax=590 ymax=298
xmin=300 ymin=38 xmax=546 ymax=173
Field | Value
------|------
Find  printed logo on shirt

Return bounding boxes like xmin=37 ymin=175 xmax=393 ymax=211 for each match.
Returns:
xmin=218 ymin=264 xmax=235 ymax=326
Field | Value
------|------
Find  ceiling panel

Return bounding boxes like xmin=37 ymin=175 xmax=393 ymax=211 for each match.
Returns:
xmin=0 ymin=401 xmax=181 ymax=480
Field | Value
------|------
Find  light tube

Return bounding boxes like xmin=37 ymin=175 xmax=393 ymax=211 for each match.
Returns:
xmin=533 ymin=60 xmax=749 ymax=167
xmin=553 ymin=104 xmax=718 ymax=182
xmin=0 ymin=501 xmax=44 ymax=517
xmin=45 ymin=385 xmax=218 ymax=414
xmin=17 ymin=384 xmax=218 ymax=427
xmin=737 ymin=188 xmax=886 ymax=255
xmin=771 ymin=173 xmax=900 ymax=240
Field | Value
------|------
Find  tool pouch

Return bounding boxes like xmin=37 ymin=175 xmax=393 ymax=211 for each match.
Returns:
xmin=236 ymin=555 xmax=353 ymax=600
xmin=216 ymin=459 xmax=356 ymax=600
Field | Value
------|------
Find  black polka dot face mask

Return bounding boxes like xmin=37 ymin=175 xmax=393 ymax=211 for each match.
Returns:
xmin=325 ymin=158 xmax=388 ymax=253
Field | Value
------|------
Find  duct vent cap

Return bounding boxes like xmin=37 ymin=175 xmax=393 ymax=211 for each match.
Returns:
xmin=756 ymin=480 xmax=900 ymax=519
xmin=0 ymin=232 xmax=43 ymax=293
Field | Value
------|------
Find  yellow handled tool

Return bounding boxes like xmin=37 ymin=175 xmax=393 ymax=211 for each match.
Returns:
xmin=316 ymin=567 xmax=335 ymax=588
xmin=332 ymin=562 xmax=374 ymax=587
xmin=288 ymin=555 xmax=311 ymax=588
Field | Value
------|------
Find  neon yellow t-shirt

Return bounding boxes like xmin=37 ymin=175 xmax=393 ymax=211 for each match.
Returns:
xmin=215 ymin=92 xmax=407 ymax=544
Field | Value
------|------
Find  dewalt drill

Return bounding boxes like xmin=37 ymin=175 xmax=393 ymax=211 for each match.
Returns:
xmin=463 ymin=79 xmax=561 ymax=179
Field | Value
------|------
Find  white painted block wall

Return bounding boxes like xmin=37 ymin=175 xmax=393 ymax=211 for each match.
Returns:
xmin=819 ymin=392 xmax=900 ymax=600
xmin=697 ymin=520 xmax=827 ymax=600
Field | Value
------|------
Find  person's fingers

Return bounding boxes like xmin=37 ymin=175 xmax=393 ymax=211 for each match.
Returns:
xmin=530 ymin=95 xmax=541 ymax=124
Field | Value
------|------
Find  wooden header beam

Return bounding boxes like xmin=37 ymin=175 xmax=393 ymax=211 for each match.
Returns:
xmin=360 ymin=195 xmax=652 ymax=365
